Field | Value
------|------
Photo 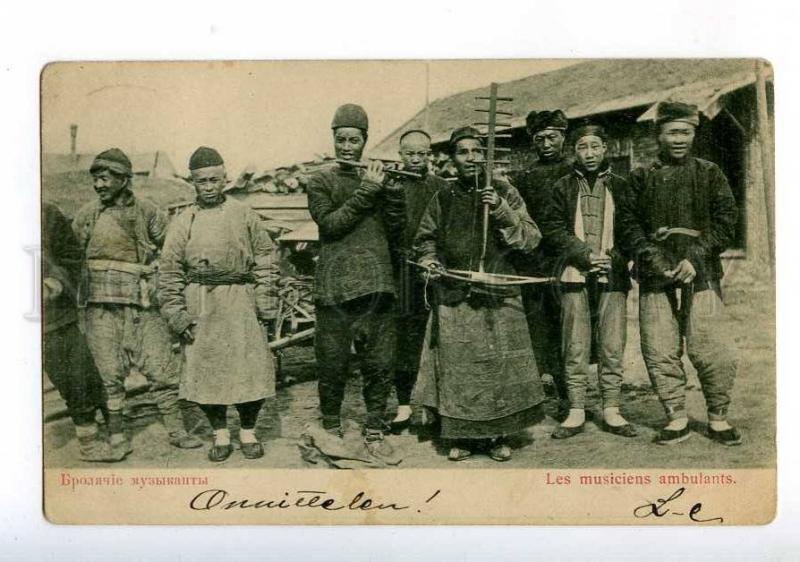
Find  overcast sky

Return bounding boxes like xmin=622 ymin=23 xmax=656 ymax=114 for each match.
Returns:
xmin=41 ymin=60 xmax=578 ymax=175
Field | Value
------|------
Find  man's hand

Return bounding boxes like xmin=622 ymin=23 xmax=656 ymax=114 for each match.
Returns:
xmin=480 ymin=187 xmax=500 ymax=209
xmin=589 ymin=252 xmax=612 ymax=274
xmin=668 ymin=259 xmax=697 ymax=284
xmin=363 ymin=159 xmax=386 ymax=185
xmin=180 ymin=321 xmax=197 ymax=344
xmin=421 ymin=261 xmax=444 ymax=281
xmin=42 ymin=278 xmax=63 ymax=301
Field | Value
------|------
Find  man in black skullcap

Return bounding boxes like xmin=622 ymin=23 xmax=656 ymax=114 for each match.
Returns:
xmin=616 ymin=101 xmax=740 ymax=446
xmin=413 ymin=126 xmax=545 ymax=462
xmin=510 ymin=109 xmax=572 ymax=419
xmin=540 ymin=124 xmax=636 ymax=439
xmin=73 ymin=148 xmax=201 ymax=459
xmin=159 ymin=147 xmax=279 ymax=462
xmin=307 ymin=104 xmax=405 ymax=462
xmin=388 ymin=129 xmax=448 ymax=433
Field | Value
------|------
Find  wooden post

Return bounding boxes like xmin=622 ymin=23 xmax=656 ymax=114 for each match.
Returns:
xmin=755 ymin=59 xmax=775 ymax=277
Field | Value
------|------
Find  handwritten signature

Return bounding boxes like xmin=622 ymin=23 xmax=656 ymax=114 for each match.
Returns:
xmin=633 ymin=487 xmax=723 ymax=523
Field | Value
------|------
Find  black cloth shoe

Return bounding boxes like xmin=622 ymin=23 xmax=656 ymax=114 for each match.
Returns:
xmin=208 ymin=444 xmax=233 ymax=462
xmin=602 ymin=422 xmax=638 ymax=438
xmin=241 ymin=441 xmax=265 ymax=459
xmin=389 ymin=418 xmax=411 ymax=435
xmin=551 ymin=424 xmax=585 ymax=439
xmin=708 ymin=426 xmax=742 ymax=446
xmin=655 ymin=425 xmax=692 ymax=445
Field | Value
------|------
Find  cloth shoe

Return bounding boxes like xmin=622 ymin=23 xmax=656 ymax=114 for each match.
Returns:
xmin=364 ymin=429 xmax=402 ymax=466
xmin=109 ymin=434 xmax=133 ymax=459
xmin=208 ymin=444 xmax=234 ymax=462
xmin=241 ymin=441 xmax=265 ymax=459
xmin=655 ymin=425 xmax=692 ymax=445
xmin=78 ymin=433 xmax=126 ymax=463
xmin=707 ymin=426 xmax=742 ymax=446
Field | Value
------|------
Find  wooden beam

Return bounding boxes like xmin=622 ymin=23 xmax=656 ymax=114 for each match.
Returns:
xmin=755 ymin=60 xmax=775 ymax=278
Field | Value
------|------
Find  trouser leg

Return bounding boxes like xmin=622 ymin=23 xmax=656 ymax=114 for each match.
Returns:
xmin=685 ymin=289 xmax=738 ymax=419
xmin=561 ymin=289 xmax=592 ymax=409
xmin=523 ymin=285 xmax=567 ymax=401
xmin=136 ymin=308 xmax=182 ymax=429
xmin=197 ymin=404 xmax=228 ymax=430
xmin=596 ymin=291 xmax=627 ymax=409
xmin=44 ymin=322 xmax=107 ymax=426
xmin=315 ymin=302 xmax=353 ymax=430
xmin=234 ymin=399 xmax=265 ymax=430
xmin=639 ymin=290 xmax=686 ymax=420
xmin=394 ymin=309 xmax=429 ymax=405
xmin=354 ymin=294 xmax=395 ymax=431
xmin=84 ymin=305 xmax=128 ymax=431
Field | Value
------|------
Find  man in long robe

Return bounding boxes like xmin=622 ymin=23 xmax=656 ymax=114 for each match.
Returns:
xmin=389 ymin=129 xmax=448 ymax=433
xmin=159 ymin=147 xmax=280 ymax=462
xmin=73 ymin=148 xmax=201 ymax=459
xmin=413 ymin=126 xmax=545 ymax=462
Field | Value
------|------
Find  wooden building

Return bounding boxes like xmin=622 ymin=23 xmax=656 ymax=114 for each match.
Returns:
xmin=374 ymin=59 xmax=774 ymax=291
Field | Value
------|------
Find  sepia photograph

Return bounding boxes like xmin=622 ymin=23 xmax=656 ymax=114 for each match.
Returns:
xmin=39 ymin=58 xmax=775 ymax=525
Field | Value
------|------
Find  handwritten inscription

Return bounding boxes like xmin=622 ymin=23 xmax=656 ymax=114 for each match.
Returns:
xmin=633 ymin=487 xmax=724 ymax=524
xmin=189 ymin=488 xmax=443 ymax=513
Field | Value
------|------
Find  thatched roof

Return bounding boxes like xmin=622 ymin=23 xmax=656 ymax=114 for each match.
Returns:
xmin=42 ymin=151 xmax=178 ymax=179
xmin=373 ymin=59 xmax=768 ymax=156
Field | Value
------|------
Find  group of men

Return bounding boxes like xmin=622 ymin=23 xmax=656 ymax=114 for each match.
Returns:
xmin=309 ymin=100 xmax=740 ymax=463
xmin=42 ymin=98 xmax=741 ymax=465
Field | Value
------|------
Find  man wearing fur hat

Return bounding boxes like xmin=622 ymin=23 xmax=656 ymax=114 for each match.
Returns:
xmin=307 ymin=104 xmax=405 ymax=461
xmin=540 ymin=124 xmax=636 ymax=440
xmin=510 ymin=110 xmax=573 ymax=419
xmin=73 ymin=148 xmax=201 ymax=460
xmin=616 ymin=101 xmax=741 ymax=446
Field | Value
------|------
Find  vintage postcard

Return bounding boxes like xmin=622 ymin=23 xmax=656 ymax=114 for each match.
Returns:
xmin=40 ymin=59 xmax=775 ymax=525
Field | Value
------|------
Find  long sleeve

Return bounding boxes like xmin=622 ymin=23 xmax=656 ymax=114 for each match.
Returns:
xmin=157 ymin=213 xmax=193 ymax=335
xmin=691 ymin=163 xmax=738 ymax=260
xmin=380 ymin=184 xmax=407 ymax=246
xmin=615 ymin=168 xmax=672 ymax=276
xmin=413 ymin=192 xmax=442 ymax=268
xmin=247 ymin=210 xmax=280 ymax=320
xmin=307 ymin=172 xmax=381 ymax=240
xmin=491 ymin=182 xmax=541 ymax=253
xmin=148 ymin=205 xmax=169 ymax=249
xmin=539 ymin=180 xmax=593 ymax=270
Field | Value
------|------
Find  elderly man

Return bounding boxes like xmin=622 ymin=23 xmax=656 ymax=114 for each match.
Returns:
xmin=159 ymin=147 xmax=280 ymax=462
xmin=540 ymin=124 xmax=636 ymax=439
xmin=510 ymin=110 xmax=573 ymax=419
xmin=43 ymin=202 xmax=116 ymax=461
xmin=616 ymin=101 xmax=740 ymax=446
xmin=73 ymin=149 xmax=201 ymax=459
xmin=307 ymin=104 xmax=405 ymax=460
xmin=413 ymin=126 xmax=545 ymax=462
xmin=389 ymin=129 xmax=448 ymax=433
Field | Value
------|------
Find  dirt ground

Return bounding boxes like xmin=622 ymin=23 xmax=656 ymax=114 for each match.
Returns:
xmin=44 ymin=287 xmax=775 ymax=470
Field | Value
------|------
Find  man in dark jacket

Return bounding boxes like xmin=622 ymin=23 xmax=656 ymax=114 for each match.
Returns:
xmin=540 ymin=124 xmax=636 ymax=440
xmin=42 ymin=202 xmax=119 ymax=462
xmin=616 ymin=101 xmax=740 ymax=446
xmin=510 ymin=110 xmax=573 ymax=418
xmin=390 ymin=129 xmax=447 ymax=433
xmin=307 ymin=104 xmax=405 ymax=461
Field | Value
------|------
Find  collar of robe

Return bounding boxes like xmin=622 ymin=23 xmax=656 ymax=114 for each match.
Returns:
xmin=196 ymin=193 xmax=226 ymax=209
